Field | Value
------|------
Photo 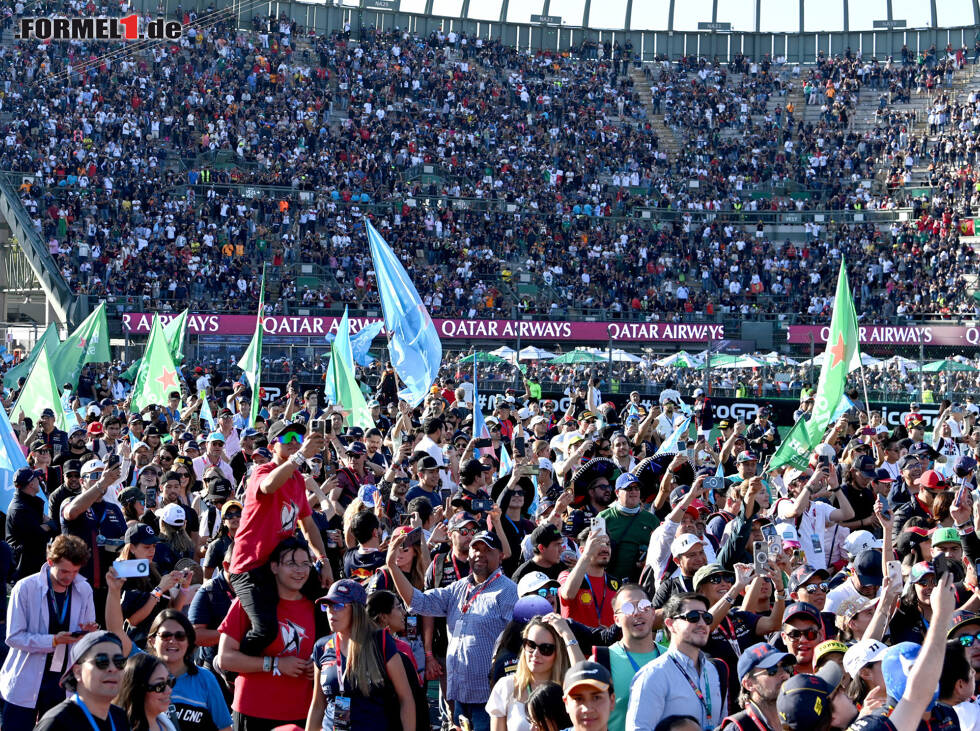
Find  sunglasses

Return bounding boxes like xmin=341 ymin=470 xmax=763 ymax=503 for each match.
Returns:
xmin=224 ymin=512 xmax=242 ymax=520
xmin=146 ymin=674 xmax=177 ymax=693
xmin=534 ymin=587 xmax=559 ymax=598
xmin=454 ymin=527 xmax=477 ymax=536
xmin=154 ymin=630 xmax=188 ymax=642
xmin=320 ymin=601 xmax=348 ymax=612
xmin=802 ymin=582 xmax=830 ymax=593
xmin=87 ymin=653 xmax=127 ymax=671
xmin=86 ymin=472 xmax=104 ymax=480
xmin=955 ymin=632 xmax=980 ymax=647
xmin=616 ymin=600 xmax=653 ymax=617
xmin=672 ymin=610 xmax=713 ymax=625
xmin=756 ymin=661 xmax=796 ymax=677
xmin=522 ymin=638 xmax=557 ymax=657
xmin=277 ymin=433 xmax=304 ymax=445
xmin=702 ymin=574 xmax=735 ymax=585
xmin=784 ymin=627 xmax=820 ymax=641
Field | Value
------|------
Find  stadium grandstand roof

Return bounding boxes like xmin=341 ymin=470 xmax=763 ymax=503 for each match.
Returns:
xmin=322 ymin=0 xmax=979 ymax=33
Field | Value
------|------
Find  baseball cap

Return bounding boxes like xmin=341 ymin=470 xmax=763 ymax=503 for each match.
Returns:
xmin=448 ymin=512 xmax=479 ymax=531
xmin=670 ymin=533 xmax=704 ymax=558
xmin=783 ymin=602 xmax=822 ymax=625
xmin=87 ymin=422 xmax=104 ymax=435
xmin=63 ymin=459 xmax=82 ymax=475
xmin=776 ymin=663 xmax=843 ymax=729
xmin=909 ymin=561 xmax=936 ymax=584
xmin=124 ymin=523 xmax=159 ymax=545
xmin=789 ymin=566 xmax=829 ymax=593
xmin=318 ymin=579 xmax=367 ymax=607
xmin=345 ymin=441 xmax=367 ymax=456
xmin=60 ymin=631 xmax=124 ymax=688
xmin=814 ymin=640 xmax=849 ymax=666
xmin=932 ymin=526 xmax=962 ymax=547
xmin=853 ymin=549 xmax=884 ymax=586
xmin=955 ymin=455 xmax=978 ymax=477
xmin=843 ymin=639 xmax=888 ymax=678
xmin=417 ymin=455 xmax=441 ymax=471
xmin=530 ymin=523 xmax=562 ymax=549
xmin=563 ymin=661 xmax=612 ymax=695
xmin=854 ymin=455 xmax=878 ymax=479
xmin=80 ymin=459 xmax=105 ymax=477
xmin=254 ymin=447 xmax=273 ymax=460
xmin=221 ymin=500 xmax=243 ymax=517
xmin=916 ymin=469 xmax=949 ymax=491
xmin=117 ymin=486 xmax=145 ymax=505
xmin=949 ymin=610 xmax=980 ymax=637
xmin=517 ymin=571 xmax=560 ymax=598
xmin=206 ymin=476 xmax=234 ymax=501
xmin=158 ymin=503 xmax=186 ymax=527
xmin=899 ymin=455 xmax=922 ymax=470
xmin=40 ymin=408 xmax=56 ymax=418
xmin=873 ymin=468 xmax=895 ymax=482
xmin=470 ymin=531 xmax=503 ymax=552
xmin=14 ymin=467 xmax=41 ymax=487
xmin=460 ymin=458 xmax=492 ymax=479
xmin=693 ymin=563 xmax=734 ymax=589
xmin=513 ymin=595 xmax=553 ymax=623
xmin=267 ymin=421 xmax=307 ymax=441
xmin=737 ymin=450 xmax=759 ymax=463
xmin=843 ymin=530 xmax=883 ymax=558
xmin=718 ymin=420 xmax=732 ymax=429
xmin=29 ymin=440 xmax=50 ymax=453
xmin=528 ymin=415 xmax=547 ymax=428
xmin=737 ymin=642 xmax=796 ymax=681
xmin=615 ymin=473 xmax=641 ymax=491
xmin=241 ymin=427 xmax=259 ymax=438
xmin=206 ymin=432 xmax=226 ymax=444
xmin=68 ymin=424 xmax=86 ymax=438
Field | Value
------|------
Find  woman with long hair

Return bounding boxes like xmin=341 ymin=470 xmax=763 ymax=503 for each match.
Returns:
xmin=889 ymin=561 xmax=936 ymax=644
xmin=118 ymin=524 xmax=189 ymax=646
xmin=487 ymin=615 xmax=585 ymax=731
xmin=526 ymin=682 xmax=572 ymax=731
xmin=202 ymin=500 xmax=242 ymax=579
xmin=307 ymin=579 xmax=416 ymax=731
xmin=116 ymin=653 xmax=178 ymax=731
xmin=154 ymin=504 xmax=196 ymax=573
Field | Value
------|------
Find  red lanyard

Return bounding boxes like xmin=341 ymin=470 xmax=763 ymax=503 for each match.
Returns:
xmin=584 ymin=574 xmax=607 ymax=625
xmin=332 ymin=634 xmax=348 ymax=693
xmin=461 ymin=569 xmax=501 ymax=613
xmin=450 ymin=554 xmax=465 ymax=581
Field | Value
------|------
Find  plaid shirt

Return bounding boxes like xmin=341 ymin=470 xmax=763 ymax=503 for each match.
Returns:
xmin=409 ymin=568 xmax=518 ymax=704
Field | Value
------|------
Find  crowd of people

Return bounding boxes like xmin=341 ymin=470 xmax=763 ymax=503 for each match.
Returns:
xmin=0 ymin=348 xmax=978 ymax=731
xmin=2 ymin=6 xmax=980 ymax=323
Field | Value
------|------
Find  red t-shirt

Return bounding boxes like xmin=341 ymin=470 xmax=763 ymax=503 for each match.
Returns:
xmin=558 ymin=570 xmax=617 ymax=628
xmin=218 ymin=596 xmax=316 ymax=721
xmin=229 ymin=461 xmax=313 ymax=574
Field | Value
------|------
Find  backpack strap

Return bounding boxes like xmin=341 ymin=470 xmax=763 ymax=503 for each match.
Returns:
xmin=711 ymin=656 xmax=730 ymax=711
xmin=590 ymin=645 xmax=612 ymax=674
xmin=718 ymin=712 xmax=749 ymax=731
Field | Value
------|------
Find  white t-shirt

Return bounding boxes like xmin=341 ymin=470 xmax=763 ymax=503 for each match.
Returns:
xmin=486 ymin=675 xmax=531 ymax=731
xmin=824 ymin=576 xmax=863 ymax=614
xmin=776 ymin=499 xmax=837 ymax=571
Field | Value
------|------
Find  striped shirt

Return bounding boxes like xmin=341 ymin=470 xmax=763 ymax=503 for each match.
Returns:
xmin=408 ymin=568 xmax=518 ymax=704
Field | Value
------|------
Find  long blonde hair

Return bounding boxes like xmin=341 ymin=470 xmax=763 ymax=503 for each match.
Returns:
xmin=344 ymin=602 xmax=387 ymax=694
xmin=513 ymin=619 xmax=570 ymax=703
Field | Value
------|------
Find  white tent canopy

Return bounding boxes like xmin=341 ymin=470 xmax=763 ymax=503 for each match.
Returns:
xmin=518 ymin=346 xmax=557 ymax=361
xmin=799 ymin=352 xmax=881 ymax=371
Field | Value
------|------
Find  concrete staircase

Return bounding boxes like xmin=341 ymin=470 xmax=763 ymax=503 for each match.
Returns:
xmin=629 ymin=68 xmax=681 ymax=161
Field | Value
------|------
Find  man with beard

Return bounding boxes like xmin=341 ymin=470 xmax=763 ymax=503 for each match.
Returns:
xmin=591 ymin=585 xmax=662 ymax=731
xmin=626 ymin=592 xmax=725 ymax=730
xmin=560 ymin=529 xmax=618 ymax=628
xmin=52 ymin=425 xmax=93 ymax=468
xmin=47 ymin=460 xmax=82 ymax=530
xmin=565 ymin=458 xmax=618 ymax=539
xmin=718 ymin=642 xmax=796 ymax=731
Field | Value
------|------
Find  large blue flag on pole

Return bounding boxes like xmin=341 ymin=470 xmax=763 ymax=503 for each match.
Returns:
xmin=366 ymin=221 xmax=442 ymax=407
xmin=472 ymin=359 xmax=493 ymax=458
xmin=0 ymin=405 xmax=31 ymax=514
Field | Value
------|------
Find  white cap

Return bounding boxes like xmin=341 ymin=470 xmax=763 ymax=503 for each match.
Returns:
xmin=538 ymin=457 xmax=554 ymax=474
xmin=86 ymin=404 xmax=101 ymax=417
xmin=517 ymin=407 xmax=532 ymax=420
xmin=843 ymin=530 xmax=883 ymax=559
xmin=813 ymin=443 xmax=836 ymax=460
xmin=670 ymin=533 xmax=704 ymax=558
xmin=517 ymin=571 xmax=559 ymax=597
xmin=528 ymin=415 xmax=548 ymax=428
xmin=843 ymin=639 xmax=888 ymax=678
xmin=693 ymin=388 xmax=704 ymax=398
xmin=80 ymin=459 xmax=106 ymax=477
xmin=158 ymin=503 xmax=186 ymax=527
xmin=783 ymin=467 xmax=813 ymax=485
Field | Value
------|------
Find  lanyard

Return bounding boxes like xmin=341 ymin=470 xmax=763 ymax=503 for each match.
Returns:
xmin=744 ymin=702 xmax=773 ymax=731
xmin=619 ymin=642 xmax=659 ymax=673
xmin=47 ymin=571 xmax=71 ymax=627
xmin=584 ymin=574 xmax=607 ymax=626
xmin=669 ymin=654 xmax=712 ymax=722
xmin=718 ymin=617 xmax=741 ymax=657
xmin=73 ymin=694 xmax=116 ymax=731
xmin=450 ymin=554 xmax=466 ymax=581
xmin=332 ymin=634 xmax=348 ymax=694
xmin=461 ymin=568 xmax=501 ymax=613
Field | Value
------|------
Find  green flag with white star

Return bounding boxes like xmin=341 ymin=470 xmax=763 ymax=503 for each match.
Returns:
xmin=2 ymin=323 xmax=60 ymax=389
xmin=130 ymin=314 xmax=182 ymax=413
xmin=120 ymin=309 xmax=189 ymax=382
xmin=48 ymin=302 xmax=110 ymax=389
xmin=806 ymin=259 xmax=862 ymax=447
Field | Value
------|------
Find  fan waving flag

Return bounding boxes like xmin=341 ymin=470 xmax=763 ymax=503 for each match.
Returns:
xmin=237 ymin=270 xmax=265 ymax=425
xmin=2 ymin=323 xmax=60 ymax=388
xmin=130 ymin=315 xmax=182 ymax=414
xmin=199 ymin=390 xmax=217 ymax=431
xmin=767 ymin=419 xmax=815 ymax=474
xmin=472 ymin=360 xmax=494 ymax=458
xmin=329 ymin=308 xmax=376 ymax=430
xmin=0 ymin=403 xmax=31 ymax=514
xmin=656 ymin=416 xmax=691 ymax=455
xmin=366 ymin=221 xmax=442 ymax=407
xmin=48 ymin=301 xmax=110 ymax=389
xmin=806 ymin=259 xmax=862 ymax=447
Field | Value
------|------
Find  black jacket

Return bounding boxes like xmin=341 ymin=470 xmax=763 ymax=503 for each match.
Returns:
xmin=6 ymin=491 xmax=55 ymax=581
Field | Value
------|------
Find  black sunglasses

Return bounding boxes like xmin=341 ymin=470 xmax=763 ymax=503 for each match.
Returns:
xmin=702 ymin=574 xmax=735 ymax=585
xmin=756 ymin=660 xmax=796 ymax=677
xmin=146 ymin=674 xmax=177 ymax=693
xmin=522 ymin=638 xmax=556 ymax=656
xmin=802 ymin=582 xmax=830 ymax=593
xmin=672 ymin=610 xmax=713 ymax=625
xmin=784 ymin=627 xmax=820 ymax=641
xmin=154 ymin=630 xmax=188 ymax=642
xmin=87 ymin=653 xmax=127 ymax=671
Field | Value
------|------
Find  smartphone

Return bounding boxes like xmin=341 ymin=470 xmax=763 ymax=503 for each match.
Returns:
xmin=113 ymin=558 xmax=150 ymax=578
xmin=105 ymin=454 xmax=120 ymax=469
xmin=760 ymin=522 xmax=777 ymax=541
xmin=401 ymin=433 xmax=413 ymax=445
xmin=956 ymin=484 xmax=969 ymax=508
xmin=767 ymin=535 xmax=782 ymax=558
xmin=677 ymin=440 xmax=688 ymax=452
xmin=524 ymin=465 xmax=540 ymax=476
xmin=514 ymin=437 xmax=526 ymax=457
xmin=144 ymin=487 xmax=157 ymax=509
xmin=404 ymin=614 xmax=418 ymax=641
xmin=887 ymin=560 xmax=902 ymax=586
xmin=471 ymin=498 xmax=494 ymax=513
xmin=591 ymin=515 xmax=606 ymax=535
xmin=475 ymin=438 xmax=493 ymax=448
xmin=404 ymin=527 xmax=423 ymax=547
xmin=311 ymin=419 xmax=326 ymax=435
xmin=439 ymin=486 xmax=452 ymax=503
xmin=877 ymin=494 xmax=892 ymax=520
xmin=753 ymin=541 xmax=769 ymax=575
xmin=818 ymin=455 xmax=831 ymax=468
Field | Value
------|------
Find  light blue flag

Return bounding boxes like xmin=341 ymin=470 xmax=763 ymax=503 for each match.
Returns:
xmin=366 ymin=221 xmax=442 ymax=407
xmin=498 ymin=444 xmax=514 ymax=480
xmin=199 ymin=391 xmax=217 ymax=431
xmin=0 ymin=405 xmax=32 ymax=514
xmin=472 ymin=360 xmax=493 ymax=459
xmin=829 ymin=394 xmax=860 ymax=424
xmin=656 ymin=416 xmax=692 ymax=455
xmin=324 ymin=321 xmax=383 ymax=368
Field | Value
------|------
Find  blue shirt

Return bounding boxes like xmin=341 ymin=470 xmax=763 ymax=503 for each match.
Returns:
xmin=408 ymin=568 xmax=518 ymax=704
xmin=171 ymin=667 xmax=234 ymax=731
xmin=626 ymin=648 xmax=725 ymax=731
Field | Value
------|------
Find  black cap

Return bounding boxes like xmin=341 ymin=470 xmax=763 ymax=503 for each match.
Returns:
xmin=64 ymin=459 xmax=83 ymax=476
xmin=776 ymin=664 xmax=842 ymax=730
xmin=530 ymin=523 xmax=562 ymax=549
xmin=461 ymin=458 xmax=492 ymax=480
xmin=470 ymin=531 xmax=503 ymax=552
xmin=60 ymin=631 xmax=123 ymax=688
xmin=124 ymin=523 xmax=159 ymax=545
xmin=563 ymin=660 xmax=612 ymax=694
xmin=29 ymin=440 xmax=50 ymax=452
xmin=117 ymin=486 xmax=145 ymax=505
xmin=268 ymin=421 xmax=307 ymax=441
xmin=418 ymin=455 xmax=441 ymax=471
xmin=206 ymin=476 xmax=233 ymax=500
xmin=854 ymin=549 xmax=884 ymax=586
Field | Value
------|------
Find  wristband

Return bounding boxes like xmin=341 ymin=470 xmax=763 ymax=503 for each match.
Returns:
xmin=723 ymin=595 xmax=735 ymax=605
xmin=272 ymin=657 xmax=282 ymax=677
xmin=151 ymin=587 xmax=164 ymax=599
xmin=263 ymin=656 xmax=272 ymax=673
xmin=565 ymin=638 xmax=579 ymax=647
xmin=290 ymin=453 xmax=306 ymax=468
xmin=425 ymin=651 xmax=435 ymax=658
xmin=960 ymin=524 xmax=976 ymax=535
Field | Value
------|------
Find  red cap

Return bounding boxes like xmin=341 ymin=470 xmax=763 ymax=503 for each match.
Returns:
xmin=86 ymin=422 xmax=104 ymax=435
xmin=915 ymin=469 xmax=949 ymax=491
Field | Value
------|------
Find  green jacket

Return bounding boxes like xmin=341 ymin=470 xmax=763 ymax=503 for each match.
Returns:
xmin=598 ymin=505 xmax=660 ymax=583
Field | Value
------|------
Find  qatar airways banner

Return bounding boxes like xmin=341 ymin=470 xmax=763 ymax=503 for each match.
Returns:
xmin=787 ymin=324 xmax=980 ymax=347
xmin=121 ymin=312 xmax=725 ymax=343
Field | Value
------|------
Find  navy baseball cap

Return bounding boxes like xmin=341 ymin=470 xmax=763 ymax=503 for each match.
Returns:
xmin=777 ymin=664 xmax=843 ymax=729
xmin=738 ymin=642 xmax=796 ymax=681
xmin=317 ymin=579 xmax=367 ymax=607
xmin=854 ymin=455 xmax=877 ymax=479
xmin=14 ymin=468 xmax=40 ymax=487
xmin=124 ymin=523 xmax=159 ymax=545
xmin=873 ymin=468 xmax=895 ymax=483
xmin=854 ymin=548 xmax=884 ymax=586
xmin=955 ymin=455 xmax=978 ymax=477
xmin=783 ymin=602 xmax=822 ymax=625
